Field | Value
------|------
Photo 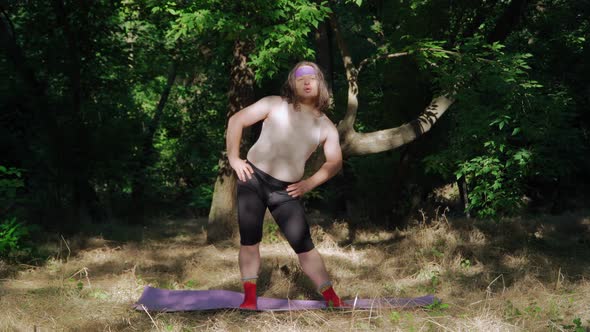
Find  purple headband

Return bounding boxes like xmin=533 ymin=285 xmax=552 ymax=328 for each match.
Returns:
xmin=294 ymin=65 xmax=316 ymax=78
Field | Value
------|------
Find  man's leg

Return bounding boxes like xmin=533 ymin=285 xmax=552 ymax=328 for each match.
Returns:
xmin=298 ymin=248 xmax=343 ymax=307
xmin=239 ymin=243 xmax=260 ymax=280
xmin=297 ymin=248 xmax=329 ymax=287
xmin=270 ymin=199 xmax=343 ymax=307
xmin=238 ymin=243 xmax=260 ymax=310
xmin=237 ymin=177 xmax=266 ymax=310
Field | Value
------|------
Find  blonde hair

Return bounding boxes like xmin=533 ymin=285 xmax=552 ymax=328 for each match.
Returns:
xmin=281 ymin=61 xmax=331 ymax=113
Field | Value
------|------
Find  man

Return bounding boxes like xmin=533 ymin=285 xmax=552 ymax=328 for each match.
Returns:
xmin=226 ymin=61 xmax=344 ymax=310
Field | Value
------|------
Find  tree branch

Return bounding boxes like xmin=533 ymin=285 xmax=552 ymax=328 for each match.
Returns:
xmin=0 ymin=9 xmax=45 ymax=98
xmin=328 ymin=12 xmax=358 ymax=135
xmin=358 ymin=48 xmax=494 ymax=73
xmin=51 ymin=0 xmax=82 ymax=114
xmin=329 ymin=12 xmax=456 ymax=158
xmin=341 ymin=95 xmax=454 ymax=157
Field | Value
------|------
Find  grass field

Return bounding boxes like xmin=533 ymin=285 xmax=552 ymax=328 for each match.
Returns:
xmin=1 ymin=209 xmax=589 ymax=331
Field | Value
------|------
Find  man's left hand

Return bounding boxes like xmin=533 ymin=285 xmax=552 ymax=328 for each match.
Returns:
xmin=286 ymin=179 xmax=314 ymax=198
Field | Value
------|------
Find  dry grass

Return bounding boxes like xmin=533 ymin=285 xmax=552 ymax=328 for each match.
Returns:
xmin=1 ymin=211 xmax=590 ymax=331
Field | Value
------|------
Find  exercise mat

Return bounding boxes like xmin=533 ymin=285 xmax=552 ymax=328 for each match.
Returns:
xmin=133 ymin=286 xmax=437 ymax=312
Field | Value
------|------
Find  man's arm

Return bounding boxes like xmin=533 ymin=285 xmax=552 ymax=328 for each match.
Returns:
xmin=306 ymin=122 xmax=343 ymax=189
xmin=226 ymin=95 xmax=280 ymax=162
xmin=285 ymin=120 xmax=342 ymax=198
xmin=226 ymin=95 xmax=280 ymax=181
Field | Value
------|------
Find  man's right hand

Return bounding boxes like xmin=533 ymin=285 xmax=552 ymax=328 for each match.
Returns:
xmin=229 ymin=158 xmax=254 ymax=182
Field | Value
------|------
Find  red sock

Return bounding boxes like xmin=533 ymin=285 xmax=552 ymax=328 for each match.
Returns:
xmin=321 ymin=286 xmax=343 ymax=307
xmin=239 ymin=281 xmax=257 ymax=310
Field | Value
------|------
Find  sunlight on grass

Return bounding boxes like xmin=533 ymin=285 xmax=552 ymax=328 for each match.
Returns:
xmin=1 ymin=212 xmax=589 ymax=331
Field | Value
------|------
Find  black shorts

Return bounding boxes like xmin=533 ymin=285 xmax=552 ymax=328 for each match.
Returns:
xmin=236 ymin=160 xmax=315 ymax=254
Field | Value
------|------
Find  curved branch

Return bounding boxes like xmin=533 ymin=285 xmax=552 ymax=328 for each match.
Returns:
xmin=329 ymin=12 xmax=358 ymax=134
xmin=0 ymin=7 xmax=15 ymax=39
xmin=341 ymin=95 xmax=455 ymax=157
xmin=329 ymin=12 xmax=456 ymax=159
xmin=358 ymin=48 xmax=493 ymax=73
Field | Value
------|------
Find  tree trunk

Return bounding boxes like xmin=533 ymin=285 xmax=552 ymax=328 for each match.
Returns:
xmin=457 ymin=177 xmax=470 ymax=218
xmin=207 ymin=39 xmax=255 ymax=243
xmin=328 ymin=13 xmax=455 ymax=158
xmin=51 ymin=0 xmax=99 ymax=226
xmin=130 ymin=60 xmax=178 ymax=224
xmin=1 ymin=7 xmax=64 ymax=227
xmin=487 ymin=0 xmax=529 ymax=44
xmin=391 ymin=147 xmax=411 ymax=204
xmin=205 ymin=12 xmax=456 ymax=243
xmin=314 ymin=19 xmax=334 ymax=94
xmin=306 ymin=17 xmax=335 ymax=175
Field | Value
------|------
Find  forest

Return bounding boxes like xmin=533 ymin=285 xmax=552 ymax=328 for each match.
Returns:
xmin=1 ymin=0 xmax=589 ymax=331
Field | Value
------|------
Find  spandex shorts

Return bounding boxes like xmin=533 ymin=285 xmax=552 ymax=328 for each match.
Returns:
xmin=236 ymin=160 xmax=315 ymax=254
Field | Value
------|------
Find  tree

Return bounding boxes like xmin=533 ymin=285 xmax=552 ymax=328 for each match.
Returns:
xmin=199 ymin=0 xmax=530 ymax=240
xmin=167 ymin=0 xmax=332 ymax=242
xmin=206 ymin=38 xmax=255 ymax=242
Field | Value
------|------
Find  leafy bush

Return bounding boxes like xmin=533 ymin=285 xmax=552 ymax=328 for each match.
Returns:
xmin=189 ymin=184 xmax=214 ymax=216
xmin=0 ymin=165 xmax=24 ymax=211
xmin=0 ymin=217 xmax=29 ymax=257
xmin=455 ymin=140 xmax=531 ymax=219
xmin=423 ymin=39 xmax=584 ymax=219
xmin=0 ymin=166 xmax=29 ymax=257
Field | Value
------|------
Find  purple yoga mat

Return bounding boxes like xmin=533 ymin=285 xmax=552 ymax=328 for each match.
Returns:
xmin=133 ymin=286 xmax=437 ymax=312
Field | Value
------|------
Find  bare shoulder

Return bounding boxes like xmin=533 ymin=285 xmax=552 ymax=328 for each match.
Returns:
xmin=319 ymin=114 xmax=339 ymax=144
xmin=232 ymin=95 xmax=285 ymax=127
xmin=263 ymin=95 xmax=285 ymax=116
xmin=320 ymin=114 xmax=338 ymax=131
xmin=261 ymin=95 xmax=284 ymax=107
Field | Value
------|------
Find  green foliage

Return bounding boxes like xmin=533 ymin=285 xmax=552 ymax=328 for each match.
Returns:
xmin=189 ymin=184 xmax=214 ymax=212
xmin=0 ymin=166 xmax=24 ymax=212
xmin=0 ymin=166 xmax=28 ymax=257
xmin=418 ymin=271 xmax=441 ymax=294
xmin=460 ymin=259 xmax=471 ymax=269
xmin=423 ymin=35 xmax=585 ymax=218
xmin=167 ymin=0 xmax=332 ymax=82
xmin=0 ymin=165 xmax=25 ymax=220
xmin=0 ymin=217 xmax=29 ymax=257
xmin=331 ymin=2 xmax=588 ymax=222
xmin=561 ymin=318 xmax=586 ymax=332
xmin=2 ymin=0 xmax=590 ymax=236
xmin=184 ymin=279 xmax=198 ymax=289
xmin=389 ymin=310 xmax=401 ymax=323
xmin=455 ymin=141 xmax=531 ymax=219
xmin=345 ymin=0 xmax=363 ymax=7
xmin=523 ymin=301 xmax=542 ymax=319
xmin=504 ymin=300 xmax=522 ymax=320
xmin=263 ymin=221 xmax=281 ymax=243
xmin=424 ymin=298 xmax=449 ymax=314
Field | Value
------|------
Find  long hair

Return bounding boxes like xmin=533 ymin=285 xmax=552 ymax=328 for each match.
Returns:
xmin=281 ymin=61 xmax=331 ymax=114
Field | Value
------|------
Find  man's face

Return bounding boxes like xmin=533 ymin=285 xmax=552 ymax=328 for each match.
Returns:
xmin=295 ymin=74 xmax=319 ymax=99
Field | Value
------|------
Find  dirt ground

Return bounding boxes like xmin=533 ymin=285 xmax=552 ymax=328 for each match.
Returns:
xmin=1 ymin=210 xmax=589 ymax=331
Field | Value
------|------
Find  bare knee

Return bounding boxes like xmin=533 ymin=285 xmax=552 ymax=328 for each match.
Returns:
xmin=241 ymin=243 xmax=260 ymax=253
xmin=297 ymin=247 xmax=318 ymax=260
